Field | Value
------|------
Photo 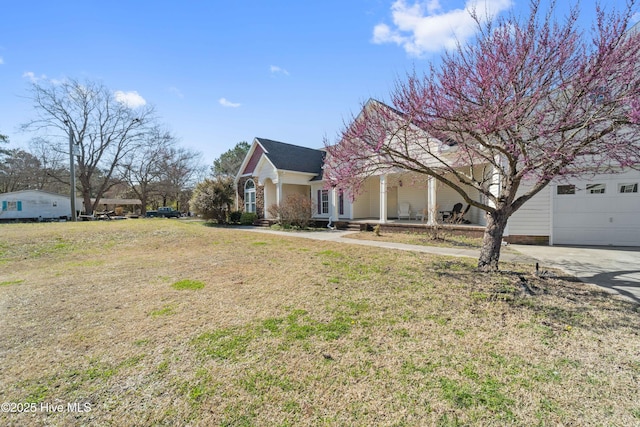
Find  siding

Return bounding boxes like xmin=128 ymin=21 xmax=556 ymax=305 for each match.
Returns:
xmin=0 ymin=191 xmax=72 ymax=220
xmin=242 ymin=145 xmax=264 ymax=175
xmin=397 ymin=186 xmax=428 ymax=218
xmin=507 ymin=185 xmax=551 ymax=236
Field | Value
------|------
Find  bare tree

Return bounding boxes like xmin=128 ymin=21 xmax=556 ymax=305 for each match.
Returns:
xmin=0 ymin=133 xmax=8 ymax=156
xmin=28 ymin=137 xmax=70 ymax=193
xmin=157 ymin=146 xmax=204 ymax=211
xmin=22 ymin=78 xmax=153 ymax=214
xmin=119 ymin=126 xmax=176 ymax=215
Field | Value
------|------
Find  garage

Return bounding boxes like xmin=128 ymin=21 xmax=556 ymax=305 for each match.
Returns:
xmin=552 ymin=171 xmax=640 ymax=246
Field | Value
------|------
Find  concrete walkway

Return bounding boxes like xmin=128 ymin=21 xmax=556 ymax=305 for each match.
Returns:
xmin=238 ymin=227 xmax=640 ymax=304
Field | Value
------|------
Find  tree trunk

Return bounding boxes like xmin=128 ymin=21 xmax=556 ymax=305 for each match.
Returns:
xmin=81 ymin=187 xmax=92 ymax=216
xmin=477 ymin=210 xmax=510 ymax=272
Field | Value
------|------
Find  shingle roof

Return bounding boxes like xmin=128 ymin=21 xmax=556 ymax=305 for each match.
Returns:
xmin=256 ymin=138 xmax=325 ymax=177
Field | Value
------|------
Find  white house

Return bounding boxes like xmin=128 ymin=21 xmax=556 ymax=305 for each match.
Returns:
xmin=235 ymin=128 xmax=640 ymax=247
xmin=0 ymin=190 xmax=75 ymax=221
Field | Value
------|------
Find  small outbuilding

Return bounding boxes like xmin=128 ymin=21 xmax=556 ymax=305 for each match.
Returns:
xmin=0 ymin=190 xmax=75 ymax=221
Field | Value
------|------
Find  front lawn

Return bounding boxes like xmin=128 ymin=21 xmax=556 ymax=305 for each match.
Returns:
xmin=0 ymin=220 xmax=638 ymax=426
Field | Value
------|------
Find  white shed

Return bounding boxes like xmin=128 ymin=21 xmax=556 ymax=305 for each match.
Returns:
xmin=0 ymin=190 xmax=75 ymax=221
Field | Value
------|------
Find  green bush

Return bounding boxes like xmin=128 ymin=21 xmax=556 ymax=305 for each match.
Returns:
xmin=240 ymin=212 xmax=258 ymax=225
xmin=229 ymin=211 xmax=242 ymax=223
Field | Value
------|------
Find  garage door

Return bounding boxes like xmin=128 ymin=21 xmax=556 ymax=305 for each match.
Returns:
xmin=553 ymin=172 xmax=640 ymax=246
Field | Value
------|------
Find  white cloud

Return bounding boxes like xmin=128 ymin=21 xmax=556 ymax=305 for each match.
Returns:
xmin=169 ymin=86 xmax=184 ymax=98
xmin=373 ymin=0 xmax=513 ymax=56
xmin=219 ymin=97 xmax=241 ymax=108
xmin=114 ymin=90 xmax=147 ymax=108
xmin=23 ymin=71 xmax=47 ymax=82
xmin=0 ymin=57 xmax=4 ymax=65
xmin=270 ymin=65 xmax=290 ymax=76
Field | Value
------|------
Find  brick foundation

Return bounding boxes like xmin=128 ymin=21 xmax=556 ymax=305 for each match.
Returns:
xmin=504 ymin=235 xmax=549 ymax=245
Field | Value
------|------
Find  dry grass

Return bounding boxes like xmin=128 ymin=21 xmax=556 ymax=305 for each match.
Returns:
xmin=344 ymin=229 xmax=485 ymax=249
xmin=0 ymin=220 xmax=639 ymax=426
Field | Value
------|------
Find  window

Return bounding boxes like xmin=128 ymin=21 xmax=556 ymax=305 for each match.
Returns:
xmin=338 ymin=191 xmax=344 ymax=216
xmin=2 ymin=201 xmax=21 ymax=211
xmin=557 ymin=185 xmax=575 ymax=195
xmin=586 ymin=183 xmax=605 ymax=194
xmin=244 ymin=179 xmax=256 ymax=213
xmin=589 ymin=86 xmax=607 ymax=105
xmin=619 ymin=183 xmax=638 ymax=193
xmin=317 ymin=190 xmax=329 ymax=214
xmin=52 ymin=201 xmax=57 ymax=207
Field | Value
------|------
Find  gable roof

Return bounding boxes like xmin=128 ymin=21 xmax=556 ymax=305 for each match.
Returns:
xmin=255 ymin=138 xmax=325 ymax=176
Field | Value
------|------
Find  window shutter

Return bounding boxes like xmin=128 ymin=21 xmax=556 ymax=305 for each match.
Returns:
xmin=2 ymin=201 xmax=6 ymax=211
xmin=17 ymin=201 xmax=22 ymax=211
xmin=339 ymin=191 xmax=344 ymax=216
xmin=317 ymin=190 xmax=321 ymax=214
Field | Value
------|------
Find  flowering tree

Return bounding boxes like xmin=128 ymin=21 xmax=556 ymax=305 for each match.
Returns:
xmin=325 ymin=0 xmax=640 ymax=271
xmin=190 ymin=177 xmax=234 ymax=222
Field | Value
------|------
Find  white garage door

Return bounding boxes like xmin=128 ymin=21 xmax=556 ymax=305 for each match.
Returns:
xmin=553 ymin=172 xmax=640 ymax=246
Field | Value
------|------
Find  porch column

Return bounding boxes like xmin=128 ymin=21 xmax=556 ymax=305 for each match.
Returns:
xmin=427 ymin=176 xmax=437 ymax=225
xmin=276 ymin=175 xmax=283 ymax=207
xmin=490 ymin=154 xmax=509 ymax=236
xmin=379 ymin=175 xmax=387 ymax=223
xmin=263 ymin=184 xmax=270 ymax=219
xmin=331 ymin=188 xmax=339 ymax=221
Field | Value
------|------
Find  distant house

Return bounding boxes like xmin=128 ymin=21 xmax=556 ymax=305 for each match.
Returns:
xmin=0 ymin=190 xmax=75 ymax=221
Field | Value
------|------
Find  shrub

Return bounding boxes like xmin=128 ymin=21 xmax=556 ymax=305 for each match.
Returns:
xmin=267 ymin=193 xmax=314 ymax=229
xmin=189 ymin=177 xmax=234 ymax=223
xmin=240 ymin=212 xmax=258 ymax=225
xmin=229 ymin=211 xmax=242 ymax=223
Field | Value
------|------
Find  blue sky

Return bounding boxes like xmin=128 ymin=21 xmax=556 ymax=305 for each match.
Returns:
xmin=0 ymin=1 xmax=623 ymax=166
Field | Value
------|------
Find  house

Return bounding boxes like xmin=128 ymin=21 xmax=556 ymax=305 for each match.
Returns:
xmin=234 ymin=138 xmax=325 ymax=219
xmin=235 ymin=130 xmax=640 ymax=247
xmin=0 ymin=190 xmax=76 ymax=221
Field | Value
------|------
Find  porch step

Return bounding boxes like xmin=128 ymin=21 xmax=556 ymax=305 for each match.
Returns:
xmin=256 ymin=219 xmax=271 ymax=227
xmin=342 ymin=222 xmax=363 ymax=232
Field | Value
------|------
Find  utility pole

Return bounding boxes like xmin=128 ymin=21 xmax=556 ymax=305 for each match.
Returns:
xmin=66 ymin=121 xmax=77 ymax=221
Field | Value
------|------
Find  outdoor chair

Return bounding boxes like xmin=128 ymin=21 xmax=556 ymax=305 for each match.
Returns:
xmin=417 ymin=208 xmax=428 ymax=222
xmin=397 ymin=202 xmax=412 ymax=220
xmin=453 ymin=204 xmax=471 ymax=224
xmin=444 ymin=203 xmax=463 ymax=223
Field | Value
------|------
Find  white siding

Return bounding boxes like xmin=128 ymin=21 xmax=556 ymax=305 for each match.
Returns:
xmin=351 ymin=177 xmax=378 ymax=218
xmin=507 ymin=185 xmax=551 ymax=236
xmin=397 ymin=185 xmax=428 ymax=218
xmin=0 ymin=190 xmax=72 ymax=220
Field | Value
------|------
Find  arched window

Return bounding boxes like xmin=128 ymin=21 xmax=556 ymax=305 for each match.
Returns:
xmin=244 ymin=179 xmax=256 ymax=213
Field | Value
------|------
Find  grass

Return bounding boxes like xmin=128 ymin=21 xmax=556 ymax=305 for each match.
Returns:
xmin=345 ymin=229 xmax=485 ymax=249
xmin=172 ymin=279 xmax=205 ymax=290
xmin=0 ymin=220 xmax=638 ymax=426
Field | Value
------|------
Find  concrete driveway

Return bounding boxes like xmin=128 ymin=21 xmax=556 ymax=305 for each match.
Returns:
xmin=510 ymin=245 xmax=640 ymax=304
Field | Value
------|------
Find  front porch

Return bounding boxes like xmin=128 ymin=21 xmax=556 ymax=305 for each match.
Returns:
xmin=343 ymin=218 xmax=485 ymax=237
xmin=323 ymin=171 xmax=491 ymax=226
xmin=256 ymin=216 xmax=485 ymax=239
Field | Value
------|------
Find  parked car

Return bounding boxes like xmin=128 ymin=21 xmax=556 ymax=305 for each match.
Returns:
xmin=146 ymin=207 xmax=181 ymax=218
